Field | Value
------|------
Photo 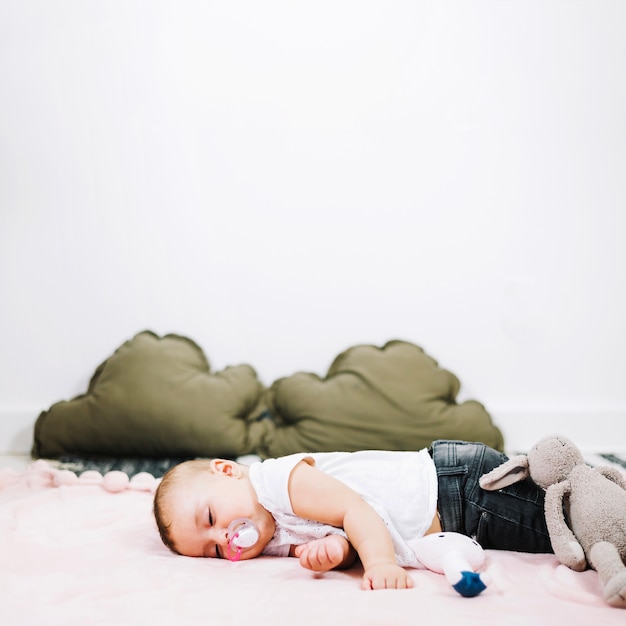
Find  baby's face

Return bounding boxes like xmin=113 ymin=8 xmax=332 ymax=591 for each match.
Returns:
xmin=165 ymin=461 xmax=275 ymax=559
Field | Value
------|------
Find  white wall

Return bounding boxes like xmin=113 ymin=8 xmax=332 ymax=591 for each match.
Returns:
xmin=1 ymin=0 xmax=625 ymax=454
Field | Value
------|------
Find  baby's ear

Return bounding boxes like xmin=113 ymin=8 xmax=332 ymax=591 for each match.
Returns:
xmin=479 ymin=455 xmax=529 ymax=491
xmin=210 ymin=459 xmax=240 ymax=477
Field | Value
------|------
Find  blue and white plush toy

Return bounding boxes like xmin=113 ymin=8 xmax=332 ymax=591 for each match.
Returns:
xmin=409 ymin=532 xmax=487 ymax=597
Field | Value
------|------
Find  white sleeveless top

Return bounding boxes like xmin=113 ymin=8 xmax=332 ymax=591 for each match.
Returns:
xmin=248 ymin=449 xmax=438 ymax=568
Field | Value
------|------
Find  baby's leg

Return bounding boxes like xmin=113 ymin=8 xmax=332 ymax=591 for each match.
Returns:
xmin=294 ymin=535 xmax=356 ymax=572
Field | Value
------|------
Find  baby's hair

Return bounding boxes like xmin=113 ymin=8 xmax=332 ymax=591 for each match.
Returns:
xmin=153 ymin=459 xmax=215 ymax=554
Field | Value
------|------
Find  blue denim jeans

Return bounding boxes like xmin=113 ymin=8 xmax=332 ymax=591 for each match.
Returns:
xmin=429 ymin=440 xmax=553 ymax=553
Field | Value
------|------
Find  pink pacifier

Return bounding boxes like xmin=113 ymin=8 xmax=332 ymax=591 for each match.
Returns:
xmin=226 ymin=518 xmax=260 ymax=562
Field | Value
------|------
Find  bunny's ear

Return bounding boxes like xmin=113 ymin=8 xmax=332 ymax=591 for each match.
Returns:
xmin=479 ymin=455 xmax=529 ymax=491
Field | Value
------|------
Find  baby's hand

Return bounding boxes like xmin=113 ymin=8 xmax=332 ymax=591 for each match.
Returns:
xmin=362 ymin=562 xmax=414 ymax=590
xmin=294 ymin=535 xmax=354 ymax=572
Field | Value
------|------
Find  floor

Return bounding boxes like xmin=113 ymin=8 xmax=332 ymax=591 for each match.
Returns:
xmin=1 ymin=452 xmax=625 ymax=475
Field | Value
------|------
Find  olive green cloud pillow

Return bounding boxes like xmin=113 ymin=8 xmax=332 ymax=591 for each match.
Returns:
xmin=32 ymin=331 xmax=504 ymax=459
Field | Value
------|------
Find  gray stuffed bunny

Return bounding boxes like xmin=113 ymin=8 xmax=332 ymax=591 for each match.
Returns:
xmin=479 ymin=434 xmax=626 ymax=608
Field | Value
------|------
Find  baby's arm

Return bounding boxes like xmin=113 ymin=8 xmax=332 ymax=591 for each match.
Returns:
xmin=291 ymin=535 xmax=357 ymax=572
xmin=287 ymin=460 xmax=414 ymax=590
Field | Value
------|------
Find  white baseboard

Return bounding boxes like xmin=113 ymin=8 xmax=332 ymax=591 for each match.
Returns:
xmin=0 ymin=408 xmax=38 ymax=454
xmin=1 ymin=407 xmax=624 ymax=456
xmin=494 ymin=409 xmax=626 ymax=454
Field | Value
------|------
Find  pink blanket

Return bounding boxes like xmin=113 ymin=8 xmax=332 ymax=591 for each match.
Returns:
xmin=1 ymin=462 xmax=623 ymax=626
